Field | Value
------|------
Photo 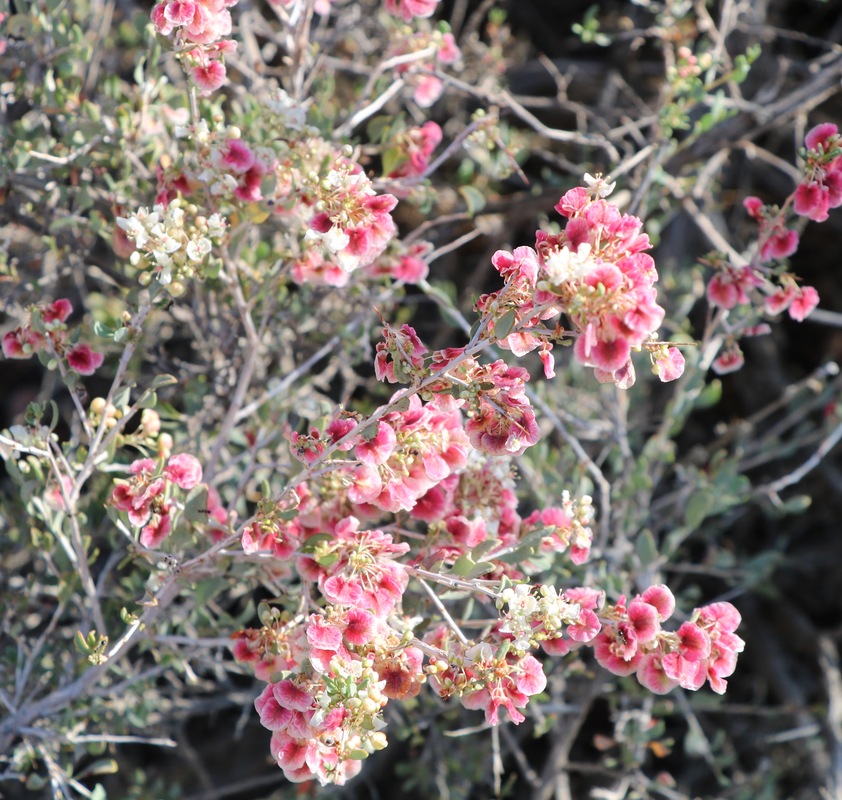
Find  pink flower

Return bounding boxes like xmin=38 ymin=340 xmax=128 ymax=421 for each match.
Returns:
xmin=567 ymin=608 xmax=601 ymax=642
xmin=639 ymin=585 xmax=675 ymax=621
xmin=788 ymin=285 xmax=819 ymax=321
xmin=66 ymin=344 xmax=104 ymax=375
xmin=163 ymin=0 xmax=197 ymax=25
xmin=384 ymin=0 xmax=439 ymax=22
xmin=140 ymin=508 xmax=173 ymax=548
xmin=274 ymin=679 xmax=314 ymax=713
xmin=805 ymin=122 xmax=839 ymax=151
xmin=164 ymin=453 xmax=203 ymax=490
xmin=627 ymin=600 xmax=660 ymax=644
xmin=712 ymin=345 xmax=744 ymax=375
xmin=637 ymin=654 xmax=679 ymax=695
xmin=593 ymin=628 xmax=644 ymax=676
xmin=342 ymin=608 xmax=376 ymax=646
xmin=219 ymin=138 xmax=255 ymax=173
xmin=764 ymin=286 xmax=795 ymax=316
xmin=192 ymin=59 xmax=227 ymax=94
xmin=654 ymin=346 xmax=685 ymax=382
xmin=2 ymin=327 xmax=43 ymax=359
xmin=742 ymin=196 xmax=763 ymax=219
xmin=676 ymin=622 xmax=711 ymax=662
xmin=760 ymin=228 xmax=798 ymax=262
xmin=42 ymin=298 xmax=73 ymax=323
xmin=413 ymin=74 xmax=444 ymax=107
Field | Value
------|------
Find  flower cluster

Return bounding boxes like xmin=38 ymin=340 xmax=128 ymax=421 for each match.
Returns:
xmin=424 ymin=626 xmax=547 ymax=725
xmin=793 ymin=122 xmax=842 ymax=222
xmin=700 ymin=124 xmax=842 ymax=374
xmin=235 ymin=518 xmax=428 ymax=785
xmin=346 ymin=394 xmax=469 ymax=513
xmin=390 ymin=25 xmax=462 ymax=107
xmin=116 ymin=199 xmax=226 ymax=294
xmin=304 ymin=160 xmax=399 ymax=274
xmin=167 ymin=120 xmax=277 ymax=206
xmin=537 ymin=179 xmax=681 ymax=386
xmin=593 ymin=587 xmax=744 ymax=695
xmin=109 ymin=453 xmax=203 ymax=548
xmin=2 ymin=298 xmax=104 ymax=376
xmin=384 ymin=120 xmax=442 ymax=181
xmin=150 ymin=0 xmax=239 ymax=94
xmin=459 ymin=177 xmax=684 ymax=391
xmin=521 ymin=491 xmax=595 ymax=565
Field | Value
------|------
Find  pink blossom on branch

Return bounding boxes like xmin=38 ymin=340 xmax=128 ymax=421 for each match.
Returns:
xmin=384 ymin=0 xmax=439 ymax=22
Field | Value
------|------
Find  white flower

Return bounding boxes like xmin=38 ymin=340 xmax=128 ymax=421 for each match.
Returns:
xmin=543 ymin=243 xmax=594 ymax=284
xmin=206 ymin=214 xmax=226 ymax=238
xmin=583 ymin=172 xmax=616 ymax=198
xmin=186 ymin=237 xmax=212 ymax=262
xmin=322 ymin=224 xmax=350 ymax=254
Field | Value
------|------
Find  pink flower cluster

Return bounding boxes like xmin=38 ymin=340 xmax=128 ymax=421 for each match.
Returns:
xmin=110 ymin=453 xmax=203 ymax=548
xmin=156 ymin=122 xmax=275 ymax=208
xmin=384 ymin=0 xmax=440 ymax=22
xmin=151 ymin=0 xmax=238 ymax=94
xmin=592 ymin=587 xmax=744 ymax=695
xmin=385 ymin=121 xmax=442 ymax=182
xmin=793 ymin=123 xmax=842 ymax=222
xmin=522 ymin=493 xmax=594 ymax=566
xmin=390 ymin=27 xmax=461 ymax=107
xmin=2 ymin=298 xmax=104 ymax=376
xmin=345 ymin=394 xmax=469 ymax=513
xmin=235 ymin=517 xmax=427 ymax=785
xmin=425 ymin=627 xmax=547 ymax=725
xmin=461 ymin=179 xmax=684 ymax=391
xmin=538 ymin=183 xmax=681 ymax=386
xmin=305 ymin=162 xmax=398 ymax=275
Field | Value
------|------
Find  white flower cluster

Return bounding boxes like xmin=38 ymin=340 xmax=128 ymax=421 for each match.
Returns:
xmin=117 ymin=199 xmax=226 ymax=295
xmin=262 ymin=86 xmax=310 ymax=133
xmin=542 ymin=242 xmax=596 ymax=285
xmin=560 ymin=491 xmax=595 ymax=554
xmin=498 ymin=583 xmax=581 ymax=653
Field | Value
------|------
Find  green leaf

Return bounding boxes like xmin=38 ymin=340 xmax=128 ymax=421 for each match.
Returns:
xmin=151 ymin=374 xmax=179 ymax=389
xmin=458 ymin=185 xmax=486 ymax=216
xmin=684 ymin=489 xmax=713 ymax=531
xmin=494 ymin=309 xmax=517 ymax=340
xmin=92 ymin=320 xmax=115 ymax=338
xmin=381 ymin=147 xmax=404 ymax=178
xmin=451 ymin=554 xmax=477 ymax=577
xmin=635 ymin=529 xmax=659 ymax=567
xmin=471 ymin=538 xmax=502 ymax=561
xmin=137 ymin=391 xmax=157 ymax=409
xmin=301 ymin=533 xmax=333 ymax=552
xmin=182 ymin=484 xmax=209 ymax=524
xmin=84 ymin=759 xmax=119 ymax=777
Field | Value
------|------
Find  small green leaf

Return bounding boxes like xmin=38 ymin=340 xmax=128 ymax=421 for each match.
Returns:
xmin=635 ymin=529 xmax=659 ymax=567
xmin=494 ymin=309 xmax=517 ymax=340
xmin=183 ymin=484 xmax=209 ymax=524
xmin=301 ymin=533 xmax=333 ymax=552
xmin=684 ymin=489 xmax=713 ymax=531
xmin=451 ymin=553 xmax=476 ymax=577
xmin=137 ymin=391 xmax=157 ymax=409
xmin=151 ymin=374 xmax=178 ymax=389
xmin=92 ymin=320 xmax=115 ymax=338
xmin=458 ymin=185 xmax=486 ymax=216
